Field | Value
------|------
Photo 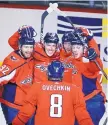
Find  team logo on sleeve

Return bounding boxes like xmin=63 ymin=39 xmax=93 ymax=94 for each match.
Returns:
xmin=10 ymin=56 xmax=18 ymax=61
xmin=62 ymin=62 xmax=74 ymax=69
xmin=35 ymin=64 xmax=47 ymax=72
xmin=63 ymin=62 xmax=78 ymax=74
xmin=21 ymin=77 xmax=32 ymax=84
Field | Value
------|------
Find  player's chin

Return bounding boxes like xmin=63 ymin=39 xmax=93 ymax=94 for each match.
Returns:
xmin=46 ymin=52 xmax=55 ymax=57
xmin=66 ymin=50 xmax=71 ymax=53
xmin=73 ymin=54 xmax=79 ymax=59
xmin=24 ymin=53 xmax=32 ymax=58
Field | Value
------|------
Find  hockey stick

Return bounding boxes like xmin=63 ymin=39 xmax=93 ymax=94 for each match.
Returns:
xmin=52 ymin=6 xmax=86 ymax=45
xmin=94 ymin=60 xmax=108 ymax=80
xmin=40 ymin=3 xmax=58 ymax=43
xmin=53 ymin=5 xmax=108 ymax=80
xmin=40 ymin=5 xmax=53 ymax=43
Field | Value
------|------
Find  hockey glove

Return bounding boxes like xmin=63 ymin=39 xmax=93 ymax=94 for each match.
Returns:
xmin=76 ymin=27 xmax=93 ymax=41
xmin=87 ymin=48 xmax=97 ymax=60
xmin=18 ymin=25 xmax=37 ymax=38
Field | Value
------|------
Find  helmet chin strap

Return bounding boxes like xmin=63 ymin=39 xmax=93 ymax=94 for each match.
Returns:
xmin=19 ymin=50 xmax=24 ymax=58
xmin=18 ymin=44 xmax=22 ymax=50
xmin=18 ymin=49 xmax=27 ymax=59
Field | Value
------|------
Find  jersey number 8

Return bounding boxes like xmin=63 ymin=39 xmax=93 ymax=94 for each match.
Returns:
xmin=50 ymin=94 xmax=62 ymax=118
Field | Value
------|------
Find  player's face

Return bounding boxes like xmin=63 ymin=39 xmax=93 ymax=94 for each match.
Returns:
xmin=63 ymin=42 xmax=72 ymax=53
xmin=44 ymin=43 xmax=57 ymax=57
xmin=21 ymin=45 xmax=34 ymax=58
xmin=72 ymin=44 xmax=83 ymax=58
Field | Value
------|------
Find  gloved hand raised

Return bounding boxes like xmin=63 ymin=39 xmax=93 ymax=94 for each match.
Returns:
xmin=18 ymin=25 xmax=37 ymax=38
xmin=87 ymin=48 xmax=97 ymax=60
xmin=76 ymin=27 xmax=93 ymax=41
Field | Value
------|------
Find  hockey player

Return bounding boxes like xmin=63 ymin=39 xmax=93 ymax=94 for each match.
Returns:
xmin=8 ymin=28 xmax=73 ymax=83
xmin=12 ymin=61 xmax=94 ymax=125
xmin=33 ymin=32 xmax=74 ymax=83
xmin=70 ymin=28 xmax=106 ymax=125
xmin=32 ymin=32 xmax=61 ymax=83
xmin=8 ymin=25 xmax=36 ymax=50
xmin=8 ymin=29 xmax=60 ymax=82
xmin=60 ymin=31 xmax=76 ymax=83
xmin=60 ymin=31 xmax=72 ymax=60
xmin=0 ymin=36 xmax=35 ymax=125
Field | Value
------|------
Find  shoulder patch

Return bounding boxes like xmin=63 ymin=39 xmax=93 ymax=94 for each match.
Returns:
xmin=10 ymin=56 xmax=19 ymax=61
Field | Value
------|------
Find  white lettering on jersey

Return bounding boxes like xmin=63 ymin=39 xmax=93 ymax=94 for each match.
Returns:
xmin=42 ymin=84 xmax=70 ymax=92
